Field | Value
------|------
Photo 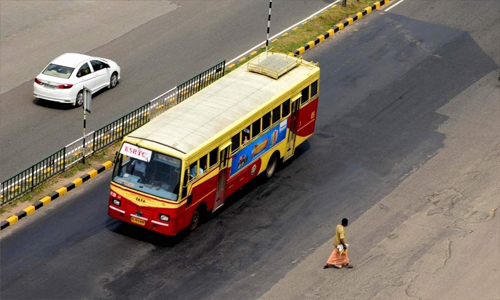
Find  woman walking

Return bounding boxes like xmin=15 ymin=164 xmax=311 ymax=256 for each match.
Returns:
xmin=324 ymin=218 xmax=353 ymax=269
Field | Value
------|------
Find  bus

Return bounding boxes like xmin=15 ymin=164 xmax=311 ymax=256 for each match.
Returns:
xmin=108 ymin=52 xmax=320 ymax=236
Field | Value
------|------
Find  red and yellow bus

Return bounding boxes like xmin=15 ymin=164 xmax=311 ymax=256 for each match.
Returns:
xmin=108 ymin=52 xmax=320 ymax=235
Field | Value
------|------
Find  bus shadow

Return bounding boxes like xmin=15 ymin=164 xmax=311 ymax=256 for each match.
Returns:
xmin=106 ymin=218 xmax=189 ymax=247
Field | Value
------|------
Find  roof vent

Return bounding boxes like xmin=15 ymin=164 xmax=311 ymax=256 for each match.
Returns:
xmin=247 ymin=52 xmax=301 ymax=79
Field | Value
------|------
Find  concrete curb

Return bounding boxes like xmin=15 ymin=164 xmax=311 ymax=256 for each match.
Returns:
xmin=292 ymin=0 xmax=390 ymax=56
xmin=0 ymin=161 xmax=113 ymax=231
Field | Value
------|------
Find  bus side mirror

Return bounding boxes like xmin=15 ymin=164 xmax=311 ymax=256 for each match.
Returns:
xmin=114 ymin=151 xmax=119 ymax=163
xmin=186 ymin=194 xmax=193 ymax=206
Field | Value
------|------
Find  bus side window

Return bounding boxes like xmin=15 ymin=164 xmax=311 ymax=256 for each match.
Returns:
xmin=272 ymin=105 xmax=281 ymax=124
xmin=182 ymin=169 xmax=188 ymax=198
xmin=252 ymin=119 xmax=261 ymax=138
xmin=199 ymin=155 xmax=207 ymax=175
xmin=301 ymin=86 xmax=310 ymax=105
xmin=311 ymin=80 xmax=318 ymax=98
xmin=231 ymin=133 xmax=241 ymax=153
xmin=242 ymin=126 xmax=250 ymax=145
xmin=262 ymin=112 xmax=271 ymax=131
xmin=189 ymin=162 xmax=197 ymax=180
xmin=209 ymin=147 xmax=218 ymax=168
xmin=282 ymin=99 xmax=290 ymax=117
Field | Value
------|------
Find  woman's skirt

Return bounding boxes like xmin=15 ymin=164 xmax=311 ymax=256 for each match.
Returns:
xmin=326 ymin=248 xmax=349 ymax=266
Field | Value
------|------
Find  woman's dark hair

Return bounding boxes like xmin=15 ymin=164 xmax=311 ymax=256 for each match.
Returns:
xmin=342 ymin=218 xmax=348 ymax=226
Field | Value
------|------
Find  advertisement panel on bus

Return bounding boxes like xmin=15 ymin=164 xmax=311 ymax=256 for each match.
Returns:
xmin=230 ymin=119 xmax=287 ymax=177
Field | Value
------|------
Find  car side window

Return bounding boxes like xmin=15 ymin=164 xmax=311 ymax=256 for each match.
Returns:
xmin=77 ymin=63 xmax=91 ymax=78
xmin=91 ymin=60 xmax=105 ymax=72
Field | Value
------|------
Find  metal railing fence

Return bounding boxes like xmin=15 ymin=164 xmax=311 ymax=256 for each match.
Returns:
xmin=177 ymin=61 xmax=225 ymax=102
xmin=1 ymin=148 xmax=66 ymax=202
xmin=1 ymin=61 xmax=225 ymax=205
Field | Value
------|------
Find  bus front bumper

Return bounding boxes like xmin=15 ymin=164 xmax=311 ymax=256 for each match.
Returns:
xmin=108 ymin=205 xmax=178 ymax=236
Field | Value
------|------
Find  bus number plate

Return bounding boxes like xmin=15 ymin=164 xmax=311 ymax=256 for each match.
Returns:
xmin=131 ymin=216 xmax=145 ymax=226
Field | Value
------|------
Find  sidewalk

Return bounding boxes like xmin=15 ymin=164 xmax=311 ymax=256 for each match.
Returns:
xmin=259 ymin=71 xmax=500 ymax=300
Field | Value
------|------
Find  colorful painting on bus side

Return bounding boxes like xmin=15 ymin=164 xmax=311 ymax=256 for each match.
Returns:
xmin=230 ymin=119 xmax=288 ymax=177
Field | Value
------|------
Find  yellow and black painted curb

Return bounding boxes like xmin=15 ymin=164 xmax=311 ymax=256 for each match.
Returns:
xmin=292 ymin=0 xmax=390 ymax=56
xmin=0 ymin=161 xmax=113 ymax=231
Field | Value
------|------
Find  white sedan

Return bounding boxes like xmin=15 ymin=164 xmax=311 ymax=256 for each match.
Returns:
xmin=34 ymin=53 xmax=121 ymax=107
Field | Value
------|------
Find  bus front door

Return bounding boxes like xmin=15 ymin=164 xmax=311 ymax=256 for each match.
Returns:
xmin=214 ymin=145 xmax=230 ymax=212
xmin=284 ymin=97 xmax=300 ymax=160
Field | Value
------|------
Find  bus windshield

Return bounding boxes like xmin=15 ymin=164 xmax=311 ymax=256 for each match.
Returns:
xmin=112 ymin=149 xmax=181 ymax=201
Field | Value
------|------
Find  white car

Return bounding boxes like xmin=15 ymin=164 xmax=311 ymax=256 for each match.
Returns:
xmin=34 ymin=53 xmax=121 ymax=107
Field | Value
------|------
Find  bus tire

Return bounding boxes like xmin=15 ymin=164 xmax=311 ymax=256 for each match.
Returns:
xmin=189 ymin=205 xmax=204 ymax=231
xmin=265 ymin=152 xmax=279 ymax=179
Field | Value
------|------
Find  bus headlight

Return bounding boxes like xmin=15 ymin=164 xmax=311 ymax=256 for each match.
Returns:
xmin=113 ymin=199 xmax=121 ymax=207
xmin=159 ymin=214 xmax=170 ymax=222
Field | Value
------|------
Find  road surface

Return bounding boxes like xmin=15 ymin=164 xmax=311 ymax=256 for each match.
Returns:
xmin=1 ymin=0 xmax=499 ymax=299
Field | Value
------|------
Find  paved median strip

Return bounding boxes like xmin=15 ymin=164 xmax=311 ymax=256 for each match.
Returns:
xmin=226 ymin=0 xmax=389 ymax=71
xmin=292 ymin=0 xmax=390 ymax=57
xmin=0 ymin=161 xmax=113 ymax=231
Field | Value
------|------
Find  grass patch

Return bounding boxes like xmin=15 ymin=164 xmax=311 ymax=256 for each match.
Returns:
xmin=227 ymin=0 xmax=375 ymax=72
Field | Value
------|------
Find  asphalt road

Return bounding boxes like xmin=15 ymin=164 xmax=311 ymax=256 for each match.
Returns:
xmin=0 ymin=0 xmax=333 ymax=181
xmin=1 ymin=0 xmax=499 ymax=299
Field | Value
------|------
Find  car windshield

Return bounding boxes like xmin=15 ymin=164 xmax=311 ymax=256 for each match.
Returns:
xmin=42 ymin=63 xmax=74 ymax=79
xmin=112 ymin=148 xmax=181 ymax=201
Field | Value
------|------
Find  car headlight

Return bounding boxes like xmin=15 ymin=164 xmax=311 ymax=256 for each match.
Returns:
xmin=159 ymin=214 xmax=169 ymax=222
xmin=113 ymin=199 xmax=121 ymax=207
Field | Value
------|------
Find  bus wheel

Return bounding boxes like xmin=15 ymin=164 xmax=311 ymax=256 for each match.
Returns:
xmin=190 ymin=207 xmax=202 ymax=231
xmin=265 ymin=152 xmax=279 ymax=179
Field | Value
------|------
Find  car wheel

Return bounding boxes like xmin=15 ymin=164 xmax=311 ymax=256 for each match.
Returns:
xmin=75 ymin=91 xmax=84 ymax=107
xmin=110 ymin=72 xmax=118 ymax=89
xmin=265 ymin=152 xmax=279 ymax=179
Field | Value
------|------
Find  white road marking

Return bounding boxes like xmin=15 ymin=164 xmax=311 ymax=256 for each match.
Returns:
xmin=227 ymin=0 xmax=341 ymax=65
xmin=385 ymin=0 xmax=405 ymax=12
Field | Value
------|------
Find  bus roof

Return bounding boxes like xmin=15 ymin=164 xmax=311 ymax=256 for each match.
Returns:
xmin=127 ymin=53 xmax=319 ymax=157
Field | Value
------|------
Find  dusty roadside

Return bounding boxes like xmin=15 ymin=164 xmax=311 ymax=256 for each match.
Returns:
xmin=259 ymin=71 xmax=500 ymax=299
